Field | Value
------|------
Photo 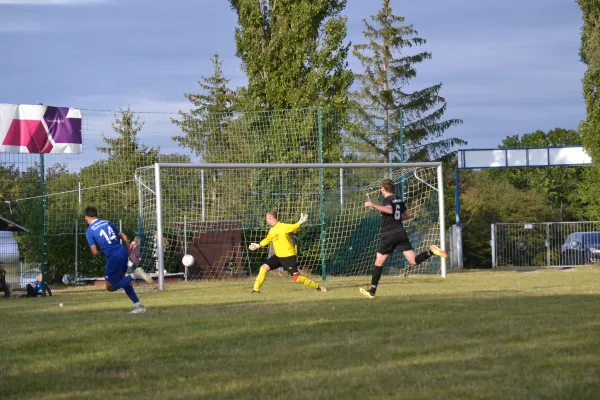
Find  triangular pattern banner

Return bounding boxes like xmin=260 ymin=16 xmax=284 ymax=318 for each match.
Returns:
xmin=0 ymin=103 xmax=82 ymax=154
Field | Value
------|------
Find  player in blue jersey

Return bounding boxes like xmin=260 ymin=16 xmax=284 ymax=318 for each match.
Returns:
xmin=26 ymin=272 xmax=52 ymax=297
xmin=84 ymin=206 xmax=152 ymax=313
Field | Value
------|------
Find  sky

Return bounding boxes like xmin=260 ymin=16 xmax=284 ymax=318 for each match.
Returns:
xmin=0 ymin=0 xmax=587 ymax=167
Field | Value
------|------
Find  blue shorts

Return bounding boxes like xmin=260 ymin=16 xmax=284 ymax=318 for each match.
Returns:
xmin=104 ymin=246 xmax=129 ymax=284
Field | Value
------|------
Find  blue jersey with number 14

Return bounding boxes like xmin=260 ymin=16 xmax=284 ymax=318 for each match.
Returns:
xmin=86 ymin=219 xmax=122 ymax=258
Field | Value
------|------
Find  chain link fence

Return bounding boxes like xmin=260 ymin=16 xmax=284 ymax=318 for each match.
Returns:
xmin=492 ymin=221 xmax=600 ymax=269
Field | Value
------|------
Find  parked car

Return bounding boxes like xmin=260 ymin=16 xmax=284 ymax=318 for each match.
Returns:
xmin=561 ymin=232 xmax=600 ymax=265
xmin=0 ymin=231 xmax=20 ymax=286
xmin=20 ymin=269 xmax=40 ymax=289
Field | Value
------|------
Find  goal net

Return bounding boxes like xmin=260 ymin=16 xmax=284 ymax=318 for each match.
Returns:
xmin=134 ymin=163 xmax=446 ymax=289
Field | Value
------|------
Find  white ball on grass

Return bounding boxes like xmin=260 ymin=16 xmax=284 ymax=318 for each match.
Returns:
xmin=182 ymin=254 xmax=195 ymax=267
xmin=59 ymin=303 xmax=64 ymax=307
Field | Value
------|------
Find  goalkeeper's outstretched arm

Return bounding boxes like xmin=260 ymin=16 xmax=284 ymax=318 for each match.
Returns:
xmin=297 ymin=213 xmax=308 ymax=225
xmin=285 ymin=213 xmax=308 ymax=233
xmin=249 ymin=231 xmax=273 ymax=251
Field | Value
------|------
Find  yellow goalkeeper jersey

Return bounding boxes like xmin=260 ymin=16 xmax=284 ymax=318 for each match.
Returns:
xmin=260 ymin=221 xmax=301 ymax=257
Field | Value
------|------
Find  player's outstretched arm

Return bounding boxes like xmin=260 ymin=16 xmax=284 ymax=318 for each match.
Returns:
xmin=364 ymin=201 xmax=393 ymax=214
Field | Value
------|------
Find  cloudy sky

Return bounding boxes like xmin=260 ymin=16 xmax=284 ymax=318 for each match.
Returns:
xmin=0 ymin=0 xmax=586 ymax=160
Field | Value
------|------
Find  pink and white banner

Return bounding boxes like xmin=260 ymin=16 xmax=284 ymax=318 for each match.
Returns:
xmin=0 ymin=104 xmax=82 ymax=154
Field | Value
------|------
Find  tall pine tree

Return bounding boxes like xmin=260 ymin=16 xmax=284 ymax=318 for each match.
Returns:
xmin=98 ymin=107 xmax=159 ymax=163
xmin=82 ymin=108 xmax=188 ymax=224
xmin=82 ymin=107 xmax=159 ymax=220
xmin=171 ymin=53 xmax=235 ymax=160
xmin=349 ymin=0 xmax=463 ymax=162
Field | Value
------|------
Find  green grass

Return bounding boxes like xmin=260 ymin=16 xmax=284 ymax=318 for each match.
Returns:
xmin=1 ymin=268 xmax=600 ymax=399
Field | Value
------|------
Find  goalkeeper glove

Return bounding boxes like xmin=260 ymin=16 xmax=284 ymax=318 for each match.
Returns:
xmin=248 ymin=243 xmax=261 ymax=251
xmin=297 ymin=213 xmax=308 ymax=225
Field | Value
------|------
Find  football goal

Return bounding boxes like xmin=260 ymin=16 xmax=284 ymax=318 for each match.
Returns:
xmin=134 ymin=162 xmax=447 ymax=290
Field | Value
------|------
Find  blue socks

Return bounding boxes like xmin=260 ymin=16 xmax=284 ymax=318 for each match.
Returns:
xmin=109 ymin=276 xmax=140 ymax=304
xmin=123 ymin=283 xmax=140 ymax=304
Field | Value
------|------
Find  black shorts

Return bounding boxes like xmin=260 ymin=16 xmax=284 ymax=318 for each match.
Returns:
xmin=378 ymin=233 xmax=413 ymax=255
xmin=265 ymin=255 xmax=298 ymax=275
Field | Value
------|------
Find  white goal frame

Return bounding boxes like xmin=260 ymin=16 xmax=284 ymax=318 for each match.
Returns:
xmin=144 ymin=162 xmax=446 ymax=291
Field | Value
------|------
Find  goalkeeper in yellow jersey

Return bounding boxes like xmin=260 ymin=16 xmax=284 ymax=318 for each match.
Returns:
xmin=249 ymin=211 xmax=326 ymax=293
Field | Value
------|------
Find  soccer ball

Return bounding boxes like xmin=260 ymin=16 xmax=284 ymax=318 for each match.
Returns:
xmin=182 ymin=254 xmax=194 ymax=267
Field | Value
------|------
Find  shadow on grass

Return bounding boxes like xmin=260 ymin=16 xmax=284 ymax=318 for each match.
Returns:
xmin=2 ymin=287 xmax=600 ymax=400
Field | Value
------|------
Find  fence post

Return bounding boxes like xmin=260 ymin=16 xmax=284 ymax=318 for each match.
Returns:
xmin=339 ymin=168 xmax=343 ymax=211
xmin=491 ymin=223 xmax=496 ymax=268
xmin=546 ymin=223 xmax=551 ymax=268
xmin=451 ymin=225 xmax=458 ymax=270
xmin=74 ymin=219 xmax=78 ymax=286
xmin=455 ymin=167 xmax=464 ymax=269
xmin=39 ymin=153 xmax=47 ymax=295
xmin=78 ymin=182 xmax=82 ymax=210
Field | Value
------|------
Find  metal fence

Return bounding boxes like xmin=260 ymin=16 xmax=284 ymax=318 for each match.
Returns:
xmin=446 ymin=224 xmax=461 ymax=271
xmin=492 ymin=221 xmax=600 ymax=268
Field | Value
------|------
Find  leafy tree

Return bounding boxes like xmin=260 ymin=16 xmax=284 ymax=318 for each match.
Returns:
xmin=577 ymin=1 xmax=600 ymax=219
xmin=578 ymin=0 xmax=600 ymax=164
xmin=4 ymin=165 xmax=45 ymax=269
xmin=453 ymin=129 xmax=586 ymax=268
xmin=492 ymin=128 xmax=584 ymax=220
xmin=174 ymin=2 xmax=354 ymax=228
xmin=576 ymin=167 xmax=600 ymax=220
xmin=228 ymin=0 xmax=352 ymax=163
xmin=229 ymin=0 xmax=352 ymax=111
xmin=460 ymin=171 xmax=557 ymax=268
xmin=348 ymin=0 xmax=463 ymax=163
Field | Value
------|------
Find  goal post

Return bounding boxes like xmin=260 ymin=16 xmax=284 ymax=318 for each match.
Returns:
xmin=135 ymin=162 xmax=447 ymax=291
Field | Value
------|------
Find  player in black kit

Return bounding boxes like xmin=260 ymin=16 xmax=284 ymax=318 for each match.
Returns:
xmin=360 ymin=179 xmax=447 ymax=299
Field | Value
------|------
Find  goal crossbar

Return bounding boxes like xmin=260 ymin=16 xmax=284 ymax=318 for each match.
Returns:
xmin=154 ymin=162 xmax=443 ymax=169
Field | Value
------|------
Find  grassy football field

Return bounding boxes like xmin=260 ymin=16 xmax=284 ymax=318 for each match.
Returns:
xmin=1 ymin=268 xmax=599 ymax=400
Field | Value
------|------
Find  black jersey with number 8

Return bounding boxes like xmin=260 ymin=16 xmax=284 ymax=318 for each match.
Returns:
xmin=380 ymin=194 xmax=407 ymax=235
